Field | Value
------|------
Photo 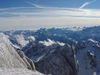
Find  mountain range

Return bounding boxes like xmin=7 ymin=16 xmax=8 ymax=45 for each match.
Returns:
xmin=0 ymin=26 xmax=100 ymax=75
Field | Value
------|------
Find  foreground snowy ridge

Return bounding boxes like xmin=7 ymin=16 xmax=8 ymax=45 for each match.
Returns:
xmin=0 ymin=33 xmax=44 ymax=75
xmin=0 ymin=33 xmax=27 ymax=68
xmin=0 ymin=68 xmax=44 ymax=75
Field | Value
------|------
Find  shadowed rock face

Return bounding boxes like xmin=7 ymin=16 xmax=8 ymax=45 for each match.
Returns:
xmin=24 ymin=43 xmax=78 ymax=75
xmin=35 ymin=53 xmax=77 ymax=75
xmin=76 ymin=39 xmax=100 ymax=75
xmin=17 ymin=50 xmax=36 ymax=71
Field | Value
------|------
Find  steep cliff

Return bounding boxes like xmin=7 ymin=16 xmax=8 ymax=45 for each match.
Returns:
xmin=23 ymin=42 xmax=78 ymax=75
xmin=76 ymin=39 xmax=100 ymax=75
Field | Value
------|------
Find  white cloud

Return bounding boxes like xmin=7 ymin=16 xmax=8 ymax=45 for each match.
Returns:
xmin=0 ymin=4 xmax=100 ymax=30
xmin=0 ymin=7 xmax=100 ymax=17
xmin=26 ymin=1 xmax=45 ymax=8
xmin=0 ymin=14 xmax=100 ymax=31
xmin=0 ymin=7 xmax=34 ymax=11
xmin=80 ymin=0 xmax=96 ymax=9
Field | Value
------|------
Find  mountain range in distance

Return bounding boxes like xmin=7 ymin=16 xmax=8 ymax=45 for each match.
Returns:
xmin=0 ymin=26 xmax=100 ymax=75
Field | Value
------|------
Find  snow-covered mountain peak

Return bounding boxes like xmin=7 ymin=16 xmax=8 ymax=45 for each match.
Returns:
xmin=39 ymin=39 xmax=65 ymax=46
xmin=28 ymin=36 xmax=35 ymax=42
xmin=14 ymin=34 xmax=29 ymax=47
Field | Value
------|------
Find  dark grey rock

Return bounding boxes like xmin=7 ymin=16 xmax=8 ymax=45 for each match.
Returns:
xmin=24 ymin=43 xmax=78 ymax=75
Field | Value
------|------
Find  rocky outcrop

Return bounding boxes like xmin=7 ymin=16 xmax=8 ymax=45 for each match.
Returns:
xmin=17 ymin=50 xmax=36 ymax=71
xmin=87 ymin=51 xmax=96 ymax=68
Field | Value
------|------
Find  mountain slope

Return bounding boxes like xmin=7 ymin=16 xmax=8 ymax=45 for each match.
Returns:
xmin=0 ymin=33 xmax=28 ymax=68
xmin=0 ymin=33 xmax=44 ymax=75
xmin=23 ymin=41 xmax=78 ymax=75
xmin=1 ymin=26 xmax=100 ymax=75
xmin=76 ymin=39 xmax=100 ymax=75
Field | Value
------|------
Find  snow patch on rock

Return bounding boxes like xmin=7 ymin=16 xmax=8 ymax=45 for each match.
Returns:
xmin=15 ymin=34 xmax=29 ymax=47
xmin=39 ymin=39 xmax=65 ymax=46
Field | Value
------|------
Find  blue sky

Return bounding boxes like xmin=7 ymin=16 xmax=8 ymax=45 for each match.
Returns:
xmin=0 ymin=0 xmax=100 ymax=30
xmin=0 ymin=0 xmax=100 ymax=9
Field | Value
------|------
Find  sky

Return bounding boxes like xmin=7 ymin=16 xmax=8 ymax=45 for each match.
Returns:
xmin=0 ymin=0 xmax=100 ymax=31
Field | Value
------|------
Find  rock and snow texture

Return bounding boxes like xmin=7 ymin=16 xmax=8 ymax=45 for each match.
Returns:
xmin=14 ymin=34 xmax=29 ymax=48
xmin=10 ymin=34 xmax=35 ymax=49
xmin=4 ymin=32 xmax=36 ymax=49
xmin=23 ymin=38 xmax=100 ymax=75
xmin=76 ymin=39 xmax=100 ymax=75
xmin=1 ymin=26 xmax=100 ymax=75
xmin=23 ymin=43 xmax=78 ymax=75
xmin=39 ymin=39 xmax=65 ymax=46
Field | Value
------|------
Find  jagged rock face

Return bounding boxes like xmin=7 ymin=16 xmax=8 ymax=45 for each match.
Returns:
xmin=35 ymin=53 xmax=72 ymax=75
xmin=23 ymin=43 xmax=78 ymax=75
xmin=17 ymin=50 xmax=36 ymax=71
xmin=76 ymin=39 xmax=100 ymax=75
